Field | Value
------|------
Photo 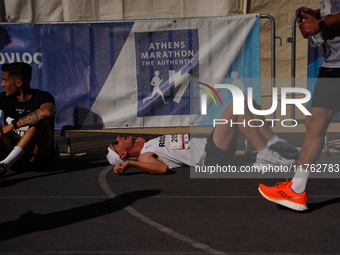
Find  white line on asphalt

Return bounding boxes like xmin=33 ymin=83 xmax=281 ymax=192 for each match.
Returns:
xmin=98 ymin=166 xmax=227 ymax=255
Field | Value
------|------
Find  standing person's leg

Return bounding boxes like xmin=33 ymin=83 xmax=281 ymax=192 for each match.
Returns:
xmin=297 ymin=107 xmax=335 ymax=167
xmin=258 ymin=68 xmax=340 ymax=211
xmin=290 ymin=107 xmax=335 ymax=193
xmin=257 ymin=108 xmax=334 ymax=212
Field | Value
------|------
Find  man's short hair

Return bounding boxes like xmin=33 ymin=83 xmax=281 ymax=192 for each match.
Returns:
xmin=1 ymin=62 xmax=32 ymax=84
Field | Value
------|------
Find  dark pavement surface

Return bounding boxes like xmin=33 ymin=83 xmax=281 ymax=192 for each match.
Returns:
xmin=0 ymin=131 xmax=339 ymax=255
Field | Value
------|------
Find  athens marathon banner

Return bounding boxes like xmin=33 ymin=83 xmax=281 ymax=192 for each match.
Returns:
xmin=0 ymin=15 xmax=260 ymax=129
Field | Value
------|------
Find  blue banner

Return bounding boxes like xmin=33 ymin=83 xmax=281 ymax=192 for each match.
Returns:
xmin=0 ymin=15 xmax=259 ymax=129
xmin=0 ymin=22 xmax=134 ymax=129
xmin=135 ymin=29 xmax=199 ymax=117
xmin=197 ymin=17 xmax=261 ymax=126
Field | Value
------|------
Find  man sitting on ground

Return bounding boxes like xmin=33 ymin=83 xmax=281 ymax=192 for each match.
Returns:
xmin=0 ymin=62 xmax=56 ymax=183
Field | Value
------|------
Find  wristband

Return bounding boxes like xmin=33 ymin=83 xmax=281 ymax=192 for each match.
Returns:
xmin=11 ymin=119 xmax=19 ymax=129
xmin=319 ymin=19 xmax=328 ymax=31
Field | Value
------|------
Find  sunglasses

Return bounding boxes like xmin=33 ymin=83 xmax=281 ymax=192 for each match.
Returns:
xmin=111 ymin=140 xmax=119 ymax=154
xmin=111 ymin=136 xmax=130 ymax=155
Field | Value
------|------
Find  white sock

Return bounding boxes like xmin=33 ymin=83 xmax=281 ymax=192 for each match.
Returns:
xmin=267 ymin=135 xmax=280 ymax=146
xmin=291 ymin=167 xmax=310 ymax=193
xmin=1 ymin=146 xmax=25 ymax=170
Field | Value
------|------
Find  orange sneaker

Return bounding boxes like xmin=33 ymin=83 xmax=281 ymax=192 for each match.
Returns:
xmin=258 ymin=180 xmax=307 ymax=211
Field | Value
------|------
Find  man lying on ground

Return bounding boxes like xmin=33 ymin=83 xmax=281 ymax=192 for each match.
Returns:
xmin=106 ymin=99 xmax=299 ymax=175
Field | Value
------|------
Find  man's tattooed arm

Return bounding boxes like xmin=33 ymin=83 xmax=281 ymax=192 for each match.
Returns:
xmin=16 ymin=102 xmax=56 ymax=129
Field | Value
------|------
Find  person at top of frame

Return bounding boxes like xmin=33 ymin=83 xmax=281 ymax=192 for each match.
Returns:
xmin=106 ymin=97 xmax=299 ymax=175
xmin=0 ymin=62 xmax=56 ymax=184
xmin=258 ymin=0 xmax=340 ymax=211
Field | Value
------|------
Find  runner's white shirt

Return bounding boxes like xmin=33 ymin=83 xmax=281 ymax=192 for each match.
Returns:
xmin=140 ymin=135 xmax=206 ymax=169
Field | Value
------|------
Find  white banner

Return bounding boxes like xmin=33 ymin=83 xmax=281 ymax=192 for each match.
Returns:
xmin=88 ymin=15 xmax=260 ymax=128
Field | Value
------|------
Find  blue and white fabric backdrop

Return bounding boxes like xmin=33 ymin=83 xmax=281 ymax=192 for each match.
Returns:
xmin=0 ymin=15 xmax=260 ymax=129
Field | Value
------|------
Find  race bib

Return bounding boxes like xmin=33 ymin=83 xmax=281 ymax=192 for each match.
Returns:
xmin=6 ymin=117 xmax=29 ymax=137
xmin=170 ymin=134 xmax=190 ymax=150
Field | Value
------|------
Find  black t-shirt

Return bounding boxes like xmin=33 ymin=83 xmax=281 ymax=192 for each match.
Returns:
xmin=0 ymin=89 xmax=55 ymax=134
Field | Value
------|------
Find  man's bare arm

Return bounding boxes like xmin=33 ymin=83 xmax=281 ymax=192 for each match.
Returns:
xmin=127 ymin=160 xmax=168 ymax=175
xmin=1 ymin=102 xmax=55 ymax=135
xmin=16 ymin=102 xmax=55 ymax=128
xmin=113 ymin=152 xmax=168 ymax=175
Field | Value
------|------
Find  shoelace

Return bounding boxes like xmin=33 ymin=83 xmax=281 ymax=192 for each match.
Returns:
xmin=275 ymin=178 xmax=289 ymax=187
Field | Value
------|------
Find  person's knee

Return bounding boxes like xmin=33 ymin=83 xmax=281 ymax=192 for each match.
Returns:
xmin=33 ymin=119 xmax=50 ymax=128
xmin=304 ymin=116 xmax=317 ymax=130
xmin=26 ymin=119 xmax=50 ymax=133
xmin=304 ymin=116 xmax=328 ymax=136
xmin=21 ymin=120 xmax=52 ymax=145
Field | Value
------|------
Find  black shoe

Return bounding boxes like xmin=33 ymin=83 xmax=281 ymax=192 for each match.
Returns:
xmin=0 ymin=163 xmax=7 ymax=184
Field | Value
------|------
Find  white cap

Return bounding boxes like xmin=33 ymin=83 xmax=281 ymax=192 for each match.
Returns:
xmin=106 ymin=147 xmax=124 ymax=165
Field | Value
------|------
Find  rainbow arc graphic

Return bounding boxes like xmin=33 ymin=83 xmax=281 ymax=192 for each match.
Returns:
xmin=198 ymin=82 xmax=223 ymax=106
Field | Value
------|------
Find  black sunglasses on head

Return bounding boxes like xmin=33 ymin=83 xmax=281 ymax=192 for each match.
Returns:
xmin=111 ymin=140 xmax=119 ymax=154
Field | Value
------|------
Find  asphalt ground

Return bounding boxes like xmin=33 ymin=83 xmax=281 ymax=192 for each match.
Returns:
xmin=0 ymin=130 xmax=339 ymax=255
